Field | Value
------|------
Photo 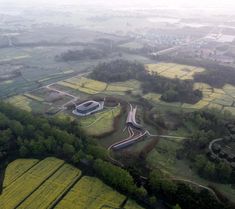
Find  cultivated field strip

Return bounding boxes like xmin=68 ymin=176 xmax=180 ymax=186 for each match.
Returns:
xmin=0 ymin=157 xmax=64 ymax=209
xmin=17 ymin=164 xmax=81 ymax=209
xmin=146 ymin=63 xmax=205 ymax=80
xmin=3 ymin=159 xmax=39 ymax=188
xmin=54 ymin=176 xmax=126 ymax=209
xmin=0 ymin=158 xmax=146 ymax=209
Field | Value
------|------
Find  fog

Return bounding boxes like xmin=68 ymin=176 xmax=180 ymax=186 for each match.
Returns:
xmin=1 ymin=0 xmax=235 ymax=10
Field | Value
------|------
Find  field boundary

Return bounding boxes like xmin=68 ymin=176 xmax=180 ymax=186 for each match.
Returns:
xmin=48 ymin=174 xmax=83 ymax=209
xmin=3 ymin=160 xmax=40 ymax=189
xmin=14 ymin=162 xmax=65 ymax=209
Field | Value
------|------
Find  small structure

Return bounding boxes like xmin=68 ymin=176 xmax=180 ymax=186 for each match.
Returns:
xmin=72 ymin=100 xmax=104 ymax=116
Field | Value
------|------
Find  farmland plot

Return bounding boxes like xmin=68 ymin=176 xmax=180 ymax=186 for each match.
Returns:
xmin=6 ymin=95 xmax=32 ymax=112
xmin=0 ymin=157 xmax=64 ymax=209
xmin=18 ymin=164 xmax=81 ymax=209
xmin=54 ymin=176 xmax=126 ymax=209
xmin=146 ymin=63 xmax=205 ymax=80
xmin=3 ymin=159 xmax=39 ymax=188
xmin=58 ymin=76 xmax=107 ymax=95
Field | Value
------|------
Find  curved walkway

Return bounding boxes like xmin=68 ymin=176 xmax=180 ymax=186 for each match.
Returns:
xmin=107 ymin=103 xmax=222 ymax=202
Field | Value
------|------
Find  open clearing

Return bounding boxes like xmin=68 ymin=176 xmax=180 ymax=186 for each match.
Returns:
xmin=0 ymin=157 xmax=143 ymax=209
xmin=146 ymin=63 xmax=205 ymax=80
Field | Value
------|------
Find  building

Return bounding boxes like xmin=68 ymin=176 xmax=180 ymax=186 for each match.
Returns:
xmin=72 ymin=100 xmax=104 ymax=116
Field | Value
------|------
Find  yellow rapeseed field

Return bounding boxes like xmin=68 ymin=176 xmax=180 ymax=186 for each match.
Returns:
xmin=18 ymin=164 xmax=81 ymax=209
xmin=3 ymin=159 xmax=39 ymax=188
xmin=54 ymin=176 xmax=126 ymax=209
xmin=0 ymin=157 xmax=64 ymax=209
xmin=146 ymin=63 xmax=205 ymax=80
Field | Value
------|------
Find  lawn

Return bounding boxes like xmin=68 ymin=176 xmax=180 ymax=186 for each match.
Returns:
xmin=80 ymin=106 xmax=121 ymax=137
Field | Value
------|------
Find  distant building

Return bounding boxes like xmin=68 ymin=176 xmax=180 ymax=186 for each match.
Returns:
xmin=72 ymin=100 xmax=104 ymax=116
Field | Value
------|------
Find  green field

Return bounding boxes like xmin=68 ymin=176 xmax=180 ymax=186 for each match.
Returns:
xmin=0 ymin=157 xmax=144 ymax=209
xmin=80 ymin=106 xmax=122 ymax=137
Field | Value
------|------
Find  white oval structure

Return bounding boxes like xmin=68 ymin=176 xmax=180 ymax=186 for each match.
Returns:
xmin=73 ymin=100 xmax=104 ymax=116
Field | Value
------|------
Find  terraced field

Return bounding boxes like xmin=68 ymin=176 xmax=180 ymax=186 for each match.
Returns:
xmin=146 ymin=63 xmax=205 ymax=80
xmin=0 ymin=157 xmax=144 ymax=209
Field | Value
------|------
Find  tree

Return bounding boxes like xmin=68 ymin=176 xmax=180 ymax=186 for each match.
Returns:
xmin=195 ymin=154 xmax=207 ymax=173
xmin=19 ymin=145 xmax=29 ymax=157
xmin=216 ymin=161 xmax=232 ymax=182
xmin=173 ymin=204 xmax=182 ymax=209
xmin=63 ymin=143 xmax=75 ymax=158
xmin=203 ymin=161 xmax=216 ymax=178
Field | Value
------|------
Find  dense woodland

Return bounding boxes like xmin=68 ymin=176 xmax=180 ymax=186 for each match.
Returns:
xmin=0 ymin=102 xmax=232 ymax=209
xmin=179 ymin=109 xmax=235 ymax=184
xmin=144 ymin=108 xmax=235 ymax=184
xmin=56 ymin=48 xmax=107 ymax=62
xmin=90 ymin=59 xmax=202 ymax=104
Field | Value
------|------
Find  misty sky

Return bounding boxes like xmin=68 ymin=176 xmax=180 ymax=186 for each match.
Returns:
xmin=0 ymin=0 xmax=235 ymax=15
xmin=0 ymin=0 xmax=235 ymax=8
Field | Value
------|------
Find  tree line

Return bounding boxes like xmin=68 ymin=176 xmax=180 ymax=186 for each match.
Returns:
xmin=56 ymin=48 xmax=107 ymax=62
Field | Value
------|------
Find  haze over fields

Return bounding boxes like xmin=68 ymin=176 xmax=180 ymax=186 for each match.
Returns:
xmin=1 ymin=1 xmax=235 ymax=209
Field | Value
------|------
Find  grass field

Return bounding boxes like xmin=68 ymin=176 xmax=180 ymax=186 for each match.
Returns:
xmin=0 ymin=157 xmax=145 ymax=209
xmin=80 ymin=106 xmax=121 ymax=136
xmin=146 ymin=63 xmax=205 ymax=80
xmin=146 ymin=139 xmax=182 ymax=174
xmin=54 ymin=176 xmax=126 ymax=209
